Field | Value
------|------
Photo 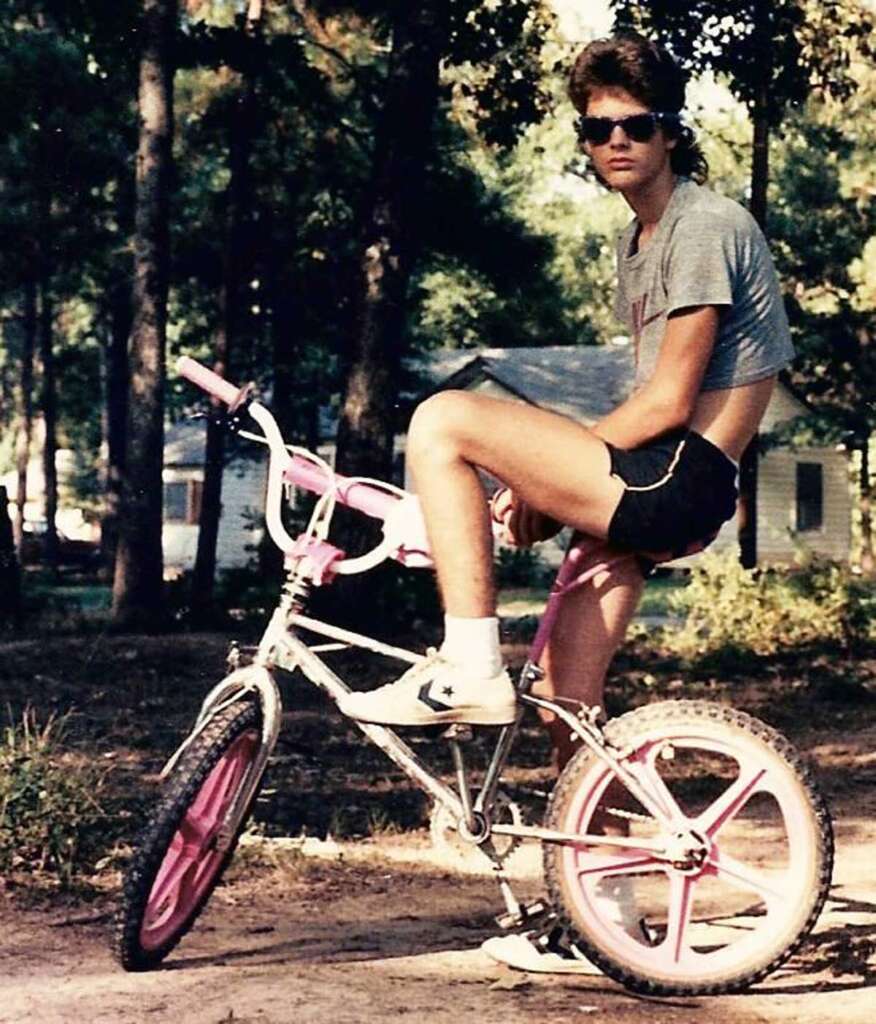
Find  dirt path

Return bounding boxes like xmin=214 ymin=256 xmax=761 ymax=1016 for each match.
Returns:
xmin=3 ymin=811 xmax=876 ymax=1024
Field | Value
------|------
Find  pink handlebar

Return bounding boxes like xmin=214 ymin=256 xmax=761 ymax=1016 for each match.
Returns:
xmin=177 ymin=356 xmax=243 ymax=407
xmin=177 ymin=354 xmax=401 ymax=524
xmin=284 ymin=457 xmax=400 ymax=522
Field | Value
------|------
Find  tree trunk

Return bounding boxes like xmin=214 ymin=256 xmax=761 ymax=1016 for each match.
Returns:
xmin=0 ymin=486 xmax=22 ymax=632
xmin=14 ymin=278 xmax=37 ymax=552
xmin=738 ymin=75 xmax=771 ymax=570
xmin=102 ymin=273 xmax=132 ymax=574
xmin=112 ymin=0 xmax=177 ymax=630
xmin=325 ymin=1 xmax=449 ymax=628
xmin=39 ymin=278 xmax=59 ymax=570
xmin=335 ymin=2 xmax=449 ymax=482
xmin=860 ymin=436 xmax=874 ymax=576
xmin=190 ymin=0 xmax=263 ymax=624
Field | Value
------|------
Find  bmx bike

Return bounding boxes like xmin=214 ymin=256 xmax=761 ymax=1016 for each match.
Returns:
xmin=112 ymin=356 xmax=833 ymax=996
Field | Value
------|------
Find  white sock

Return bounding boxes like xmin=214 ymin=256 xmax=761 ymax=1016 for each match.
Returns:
xmin=440 ymin=615 xmax=503 ymax=677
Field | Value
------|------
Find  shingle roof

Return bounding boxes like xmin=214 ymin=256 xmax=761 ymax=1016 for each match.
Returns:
xmin=421 ymin=344 xmax=636 ymax=424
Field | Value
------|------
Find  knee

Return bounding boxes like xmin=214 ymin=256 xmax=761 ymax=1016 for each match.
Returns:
xmin=407 ymin=390 xmax=475 ymax=461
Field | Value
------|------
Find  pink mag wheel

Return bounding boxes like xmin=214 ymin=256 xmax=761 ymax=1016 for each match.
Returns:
xmin=139 ymin=728 xmax=259 ymax=952
xmin=544 ymin=701 xmax=832 ymax=995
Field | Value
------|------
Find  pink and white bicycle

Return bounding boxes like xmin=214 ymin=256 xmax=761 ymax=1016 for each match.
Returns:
xmin=112 ymin=357 xmax=833 ymax=996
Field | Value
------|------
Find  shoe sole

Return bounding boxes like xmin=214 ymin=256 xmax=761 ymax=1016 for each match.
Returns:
xmin=481 ymin=936 xmax=601 ymax=975
xmin=341 ymin=703 xmax=517 ymax=727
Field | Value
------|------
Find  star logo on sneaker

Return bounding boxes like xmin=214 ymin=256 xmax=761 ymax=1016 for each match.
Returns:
xmin=442 ymin=686 xmax=454 ymax=698
xmin=417 ymin=681 xmax=453 ymax=712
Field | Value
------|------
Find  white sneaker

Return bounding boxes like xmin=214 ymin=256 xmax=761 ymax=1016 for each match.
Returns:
xmin=337 ymin=650 xmax=517 ymax=726
xmin=481 ymin=932 xmax=601 ymax=975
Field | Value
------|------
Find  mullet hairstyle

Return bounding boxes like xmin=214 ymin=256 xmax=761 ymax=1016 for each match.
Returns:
xmin=569 ymin=33 xmax=708 ymax=185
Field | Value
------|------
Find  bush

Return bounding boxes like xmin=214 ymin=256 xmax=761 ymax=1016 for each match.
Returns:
xmin=664 ymin=550 xmax=876 ymax=658
xmin=0 ymin=709 xmax=110 ymax=888
xmin=495 ymin=546 xmax=552 ymax=588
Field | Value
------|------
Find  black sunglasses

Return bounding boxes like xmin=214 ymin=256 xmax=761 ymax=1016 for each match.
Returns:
xmin=575 ymin=112 xmax=680 ymax=146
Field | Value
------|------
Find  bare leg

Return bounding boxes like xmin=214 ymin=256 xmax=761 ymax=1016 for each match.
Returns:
xmin=407 ymin=392 xmax=625 ymax=617
xmin=533 ymin=548 xmax=645 ymax=773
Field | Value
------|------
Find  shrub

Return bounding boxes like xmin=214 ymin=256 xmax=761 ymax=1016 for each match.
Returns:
xmin=0 ymin=709 xmax=110 ymax=888
xmin=664 ymin=550 xmax=876 ymax=658
xmin=495 ymin=546 xmax=552 ymax=588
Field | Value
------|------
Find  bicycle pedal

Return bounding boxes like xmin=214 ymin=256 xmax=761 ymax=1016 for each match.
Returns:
xmin=495 ymin=899 xmax=550 ymax=931
xmin=440 ymin=723 xmax=473 ymax=743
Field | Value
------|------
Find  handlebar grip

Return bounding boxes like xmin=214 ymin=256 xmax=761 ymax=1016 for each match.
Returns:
xmin=177 ymin=356 xmax=242 ymax=407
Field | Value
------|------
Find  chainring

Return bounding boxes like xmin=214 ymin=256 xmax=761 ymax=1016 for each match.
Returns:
xmin=429 ymin=792 xmax=524 ymax=866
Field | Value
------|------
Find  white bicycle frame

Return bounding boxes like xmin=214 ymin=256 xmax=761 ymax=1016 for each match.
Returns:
xmin=170 ymin=357 xmax=706 ymax=922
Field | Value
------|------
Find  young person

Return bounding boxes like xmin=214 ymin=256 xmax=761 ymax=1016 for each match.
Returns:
xmin=338 ymin=35 xmax=793 ymax=967
xmin=340 ymin=32 xmax=792 ymax=746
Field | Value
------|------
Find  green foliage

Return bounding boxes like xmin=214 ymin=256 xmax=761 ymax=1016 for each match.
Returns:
xmin=495 ymin=545 xmax=552 ymax=588
xmin=664 ymin=549 xmax=876 ymax=658
xmin=612 ymin=1 xmax=873 ymax=120
xmin=0 ymin=708 xmax=109 ymax=887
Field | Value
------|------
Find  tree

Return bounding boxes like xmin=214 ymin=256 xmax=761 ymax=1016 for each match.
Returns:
xmin=190 ymin=0 xmax=265 ymax=623
xmin=768 ymin=59 xmax=876 ymax=572
xmin=610 ymin=0 xmax=874 ymax=566
xmin=331 ymin=0 xmax=554 ymax=520
xmin=112 ymin=0 xmax=178 ymax=629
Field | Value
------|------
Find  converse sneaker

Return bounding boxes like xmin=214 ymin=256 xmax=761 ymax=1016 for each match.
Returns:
xmin=481 ymin=927 xmax=601 ymax=975
xmin=482 ymin=883 xmax=650 ymax=975
xmin=337 ymin=650 xmax=517 ymax=726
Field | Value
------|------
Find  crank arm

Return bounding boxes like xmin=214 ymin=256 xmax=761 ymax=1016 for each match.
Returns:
xmin=490 ymin=822 xmax=666 ymax=856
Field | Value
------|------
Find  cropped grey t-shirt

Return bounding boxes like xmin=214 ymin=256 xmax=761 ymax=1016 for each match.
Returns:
xmin=613 ymin=178 xmax=794 ymax=391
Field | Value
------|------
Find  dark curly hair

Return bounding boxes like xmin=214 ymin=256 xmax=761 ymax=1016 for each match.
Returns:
xmin=569 ymin=33 xmax=708 ymax=185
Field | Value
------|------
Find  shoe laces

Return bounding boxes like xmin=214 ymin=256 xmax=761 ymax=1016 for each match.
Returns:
xmin=374 ymin=647 xmax=444 ymax=695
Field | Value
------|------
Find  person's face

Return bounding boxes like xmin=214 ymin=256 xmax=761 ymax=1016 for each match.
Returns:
xmin=582 ymin=87 xmax=676 ymax=195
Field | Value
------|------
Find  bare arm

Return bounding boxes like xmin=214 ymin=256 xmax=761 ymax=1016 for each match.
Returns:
xmin=593 ymin=304 xmax=720 ymax=449
xmin=495 ymin=305 xmax=721 ymax=546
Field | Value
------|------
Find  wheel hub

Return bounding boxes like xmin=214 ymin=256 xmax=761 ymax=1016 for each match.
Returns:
xmin=663 ymin=828 xmax=711 ymax=874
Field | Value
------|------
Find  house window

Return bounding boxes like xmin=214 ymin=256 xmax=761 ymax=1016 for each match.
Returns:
xmin=795 ymin=462 xmax=823 ymax=532
xmin=164 ymin=479 xmax=203 ymax=524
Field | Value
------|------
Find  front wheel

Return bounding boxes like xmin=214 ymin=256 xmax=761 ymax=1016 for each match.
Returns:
xmin=544 ymin=700 xmax=833 ymax=996
xmin=113 ymin=700 xmax=263 ymax=971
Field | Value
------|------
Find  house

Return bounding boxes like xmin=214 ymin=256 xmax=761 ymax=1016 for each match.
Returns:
xmin=162 ymin=420 xmax=266 ymax=575
xmin=2 ymin=420 xmax=267 ymax=575
xmin=408 ymin=344 xmax=851 ymax=567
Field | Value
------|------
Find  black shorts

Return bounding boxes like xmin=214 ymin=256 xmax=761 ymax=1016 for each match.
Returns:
xmin=606 ymin=430 xmax=738 ymax=575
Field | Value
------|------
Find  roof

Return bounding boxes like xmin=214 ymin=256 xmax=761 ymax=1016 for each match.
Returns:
xmin=419 ymin=344 xmax=636 ymax=424
xmin=164 ymin=419 xmax=260 ymax=469
xmin=164 ymin=420 xmax=208 ymax=466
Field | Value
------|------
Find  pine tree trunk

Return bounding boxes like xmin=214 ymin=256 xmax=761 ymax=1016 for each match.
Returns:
xmin=860 ymin=436 xmax=874 ymax=576
xmin=39 ymin=278 xmax=58 ymax=570
xmin=102 ymin=273 xmax=132 ymax=574
xmin=191 ymin=0 xmax=263 ymax=624
xmin=738 ymin=76 xmax=771 ymax=570
xmin=0 ymin=486 xmax=22 ymax=632
xmin=112 ymin=0 xmax=177 ymax=630
xmin=326 ymin=1 xmax=450 ymax=628
xmin=334 ymin=3 xmax=449 ymax=484
xmin=14 ymin=278 xmax=37 ymax=552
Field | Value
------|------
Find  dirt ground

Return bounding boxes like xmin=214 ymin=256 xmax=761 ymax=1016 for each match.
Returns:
xmin=2 ymin=632 xmax=876 ymax=1023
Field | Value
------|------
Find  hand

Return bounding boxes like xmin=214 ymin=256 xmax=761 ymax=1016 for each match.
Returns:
xmin=490 ymin=487 xmax=564 ymax=548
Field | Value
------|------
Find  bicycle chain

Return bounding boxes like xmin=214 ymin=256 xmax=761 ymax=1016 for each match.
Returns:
xmin=605 ymin=805 xmax=654 ymax=824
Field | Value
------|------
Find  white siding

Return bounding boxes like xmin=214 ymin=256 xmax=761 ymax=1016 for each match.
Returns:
xmin=757 ymin=448 xmax=851 ymax=563
xmin=162 ymin=460 xmax=267 ymax=574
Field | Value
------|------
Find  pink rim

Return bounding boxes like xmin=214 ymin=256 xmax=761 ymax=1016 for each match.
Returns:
xmin=139 ymin=729 xmax=259 ymax=952
xmin=559 ymin=720 xmax=819 ymax=983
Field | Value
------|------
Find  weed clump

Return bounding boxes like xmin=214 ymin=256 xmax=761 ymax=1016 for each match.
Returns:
xmin=0 ymin=709 xmax=110 ymax=889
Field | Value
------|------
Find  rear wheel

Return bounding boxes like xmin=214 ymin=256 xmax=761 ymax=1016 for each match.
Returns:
xmin=113 ymin=700 xmax=263 ymax=971
xmin=544 ymin=700 xmax=833 ymax=996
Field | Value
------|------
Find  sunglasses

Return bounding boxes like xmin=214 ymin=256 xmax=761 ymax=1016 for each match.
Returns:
xmin=575 ymin=112 xmax=680 ymax=146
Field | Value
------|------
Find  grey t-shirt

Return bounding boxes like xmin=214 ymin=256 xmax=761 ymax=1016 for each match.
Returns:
xmin=613 ymin=178 xmax=794 ymax=391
